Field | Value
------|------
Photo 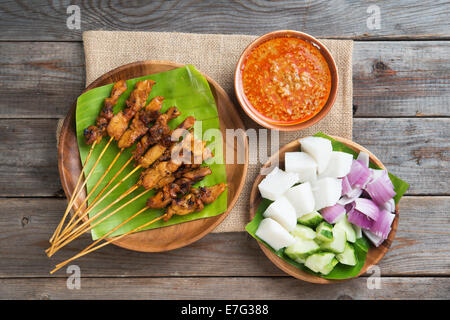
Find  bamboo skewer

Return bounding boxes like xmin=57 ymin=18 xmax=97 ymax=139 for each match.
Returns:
xmin=49 ymin=139 xmax=99 ymax=244
xmin=51 ymin=212 xmax=167 ymax=274
xmin=48 ymin=162 xmax=142 ymax=254
xmin=54 ymin=148 xmax=124 ymax=241
xmin=49 ymin=141 xmax=97 ymax=244
xmin=49 ymin=137 xmax=113 ymax=248
xmin=48 ymin=186 xmax=151 ymax=256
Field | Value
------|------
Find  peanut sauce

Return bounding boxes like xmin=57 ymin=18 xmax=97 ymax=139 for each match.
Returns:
xmin=242 ymin=37 xmax=331 ymax=124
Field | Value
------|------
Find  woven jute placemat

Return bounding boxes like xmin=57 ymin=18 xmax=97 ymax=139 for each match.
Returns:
xmin=57 ymin=31 xmax=353 ymax=233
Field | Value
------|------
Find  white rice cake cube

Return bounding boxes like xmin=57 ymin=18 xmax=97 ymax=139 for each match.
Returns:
xmin=256 ymin=218 xmax=296 ymax=251
xmin=258 ymin=167 xmax=299 ymax=201
xmin=312 ymin=177 xmax=343 ymax=210
xmin=319 ymin=151 xmax=354 ymax=178
xmin=284 ymin=182 xmax=315 ymax=218
xmin=284 ymin=152 xmax=318 ymax=182
xmin=263 ymin=196 xmax=297 ymax=231
xmin=299 ymin=136 xmax=332 ymax=174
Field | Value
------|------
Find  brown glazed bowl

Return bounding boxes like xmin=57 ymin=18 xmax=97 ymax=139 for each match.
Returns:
xmin=234 ymin=30 xmax=338 ymax=131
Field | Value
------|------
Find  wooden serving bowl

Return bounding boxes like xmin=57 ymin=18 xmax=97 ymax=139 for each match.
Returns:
xmin=58 ymin=60 xmax=248 ymax=252
xmin=234 ymin=30 xmax=338 ymax=131
xmin=249 ymin=137 xmax=399 ymax=284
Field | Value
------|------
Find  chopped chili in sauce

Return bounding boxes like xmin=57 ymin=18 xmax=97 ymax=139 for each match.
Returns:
xmin=242 ymin=37 xmax=331 ymax=124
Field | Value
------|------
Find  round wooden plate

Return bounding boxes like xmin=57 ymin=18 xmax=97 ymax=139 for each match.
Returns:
xmin=58 ymin=60 xmax=248 ymax=252
xmin=249 ymin=136 xmax=399 ymax=284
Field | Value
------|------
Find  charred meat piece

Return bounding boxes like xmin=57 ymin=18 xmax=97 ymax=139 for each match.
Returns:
xmin=84 ymin=80 xmax=127 ymax=144
xmin=133 ymin=115 xmax=195 ymax=162
xmin=139 ymin=160 xmax=181 ymax=190
xmin=146 ymin=167 xmax=212 ymax=209
xmin=117 ymin=96 xmax=164 ymax=149
xmin=107 ymin=80 xmax=155 ymax=141
xmin=164 ymin=183 xmax=227 ymax=221
xmin=192 ymin=183 xmax=227 ymax=204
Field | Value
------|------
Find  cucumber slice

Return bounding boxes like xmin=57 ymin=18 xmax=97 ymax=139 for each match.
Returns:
xmin=337 ymin=243 xmax=358 ymax=266
xmin=353 ymin=225 xmax=362 ymax=239
xmin=305 ymin=252 xmax=338 ymax=275
xmin=290 ymin=224 xmax=316 ymax=240
xmin=298 ymin=211 xmax=324 ymax=228
xmin=285 ymin=237 xmax=320 ymax=261
xmin=334 ymin=215 xmax=356 ymax=243
xmin=315 ymin=221 xmax=334 ymax=242
xmin=319 ymin=227 xmax=346 ymax=253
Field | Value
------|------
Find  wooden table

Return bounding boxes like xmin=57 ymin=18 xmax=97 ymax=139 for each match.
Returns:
xmin=0 ymin=0 xmax=449 ymax=299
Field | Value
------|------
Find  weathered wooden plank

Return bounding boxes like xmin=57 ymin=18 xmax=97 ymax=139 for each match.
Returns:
xmin=353 ymin=41 xmax=450 ymax=117
xmin=0 ymin=120 xmax=60 ymax=197
xmin=0 ymin=277 xmax=448 ymax=299
xmin=0 ymin=42 xmax=85 ymax=118
xmin=0 ymin=41 xmax=449 ymax=118
xmin=0 ymin=197 xmax=448 ymax=277
xmin=0 ymin=0 xmax=448 ymax=41
xmin=0 ymin=118 xmax=447 ymax=196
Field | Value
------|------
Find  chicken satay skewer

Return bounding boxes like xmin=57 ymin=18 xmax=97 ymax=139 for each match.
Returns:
xmin=49 ymin=80 xmax=128 ymax=244
xmin=52 ymin=96 xmax=165 ymax=245
xmin=48 ymin=187 xmax=152 ymax=256
xmin=49 ymin=148 xmax=210 ymax=256
xmin=51 ymin=183 xmax=226 ymax=274
xmin=49 ymin=80 xmax=155 ymax=249
xmin=48 ymin=165 xmax=210 ymax=256
xmin=50 ymin=111 xmax=188 ymax=250
xmin=48 ymin=118 xmax=197 ymax=254
xmin=51 ymin=212 xmax=166 ymax=274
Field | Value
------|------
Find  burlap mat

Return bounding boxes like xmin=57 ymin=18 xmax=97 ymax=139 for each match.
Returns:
xmin=57 ymin=31 xmax=353 ymax=233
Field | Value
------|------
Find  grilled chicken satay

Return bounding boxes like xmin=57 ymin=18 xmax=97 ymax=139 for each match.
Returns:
xmin=117 ymin=96 xmax=164 ymax=149
xmin=107 ymin=80 xmax=155 ymax=141
xmin=163 ymin=183 xmax=227 ymax=221
xmin=84 ymin=80 xmax=128 ymax=145
xmin=146 ymin=167 xmax=212 ymax=209
xmin=133 ymin=114 xmax=195 ymax=162
xmin=139 ymin=133 xmax=213 ymax=190
xmin=137 ymin=115 xmax=195 ymax=168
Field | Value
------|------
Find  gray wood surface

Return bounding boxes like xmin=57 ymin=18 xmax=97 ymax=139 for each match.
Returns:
xmin=1 ymin=41 xmax=449 ymax=118
xmin=1 ymin=277 xmax=449 ymax=300
xmin=0 ymin=0 xmax=449 ymax=41
xmin=0 ymin=197 xmax=448 ymax=278
xmin=0 ymin=0 xmax=448 ymax=300
xmin=0 ymin=118 xmax=447 ymax=197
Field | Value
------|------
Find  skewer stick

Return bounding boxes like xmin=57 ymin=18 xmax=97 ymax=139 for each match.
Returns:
xmin=55 ymin=148 xmax=126 ymax=241
xmin=49 ymin=187 xmax=150 ymax=255
xmin=49 ymin=140 xmax=98 ymax=244
xmin=50 ymin=161 xmax=141 ymax=250
xmin=51 ymin=212 xmax=167 ymax=274
xmin=47 ymin=183 xmax=138 ymax=256
xmin=49 ymin=137 xmax=113 ymax=247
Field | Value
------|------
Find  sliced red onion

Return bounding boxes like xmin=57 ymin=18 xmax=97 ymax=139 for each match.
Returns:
xmin=354 ymin=198 xmax=380 ymax=221
xmin=341 ymin=176 xmax=352 ymax=195
xmin=347 ymin=160 xmax=371 ymax=189
xmin=357 ymin=152 xmax=370 ymax=167
xmin=365 ymin=170 xmax=396 ymax=205
xmin=370 ymin=209 xmax=395 ymax=239
xmin=337 ymin=188 xmax=363 ymax=205
xmin=321 ymin=204 xmax=346 ymax=224
xmin=382 ymin=198 xmax=396 ymax=213
xmin=348 ymin=208 xmax=374 ymax=229
xmin=363 ymin=229 xmax=384 ymax=247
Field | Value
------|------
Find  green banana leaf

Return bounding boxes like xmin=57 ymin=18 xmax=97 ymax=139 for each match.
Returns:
xmin=245 ymin=132 xmax=409 ymax=280
xmin=75 ymin=65 xmax=227 ymax=240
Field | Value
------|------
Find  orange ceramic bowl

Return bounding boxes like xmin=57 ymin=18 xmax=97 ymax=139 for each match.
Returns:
xmin=234 ymin=30 xmax=338 ymax=131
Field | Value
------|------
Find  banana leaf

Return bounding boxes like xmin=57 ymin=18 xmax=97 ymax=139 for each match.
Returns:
xmin=245 ymin=132 xmax=409 ymax=279
xmin=75 ymin=65 xmax=227 ymax=240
